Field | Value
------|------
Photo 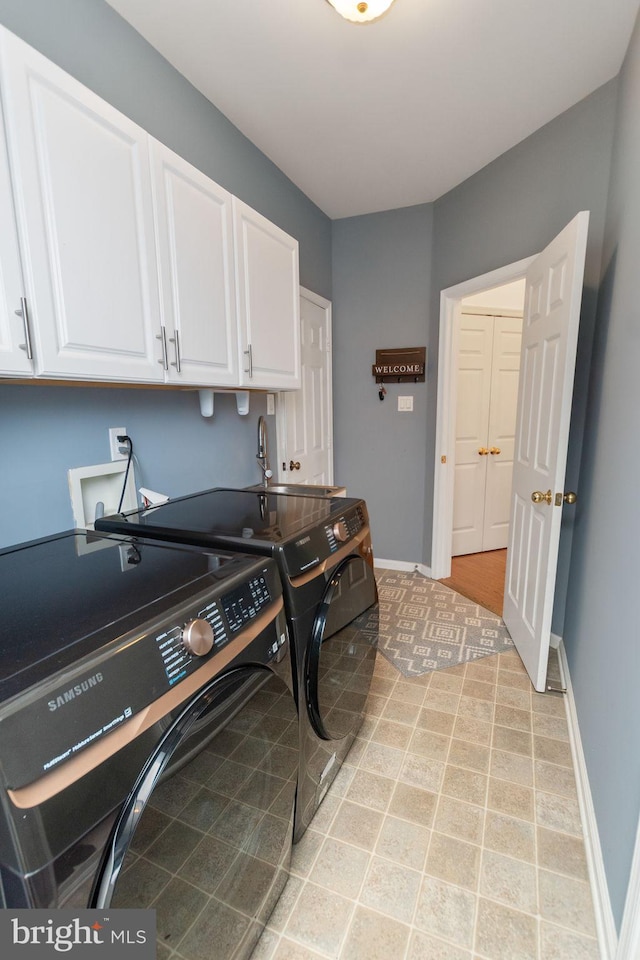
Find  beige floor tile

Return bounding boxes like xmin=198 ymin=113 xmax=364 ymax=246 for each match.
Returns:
xmin=388 ymin=782 xmax=438 ymax=828
xmin=493 ymin=704 xmax=532 ymax=731
xmin=309 ymin=836 xmax=370 ymax=899
xmin=257 ymin=639 xmax=600 ymax=960
xmin=272 ymin=938 xmax=326 ymax=960
xmin=448 ymin=738 xmax=490 ymax=774
xmin=453 ymin=715 xmax=492 ymax=745
xmin=483 ymin=810 xmax=535 ymax=863
xmin=474 ymin=897 xmax=538 ymax=960
xmin=479 ymin=850 xmax=538 ymax=913
xmin=441 ymin=765 xmax=488 ymax=806
xmin=344 ymin=769 xmax=396 ymax=812
xmin=399 ymin=753 xmax=446 ymax=793
xmin=539 ymin=922 xmax=601 ymax=959
xmin=417 ymin=706 xmax=456 ymax=735
xmin=424 ymin=831 xmax=481 ymax=890
xmin=329 ymin=800 xmax=384 ymax=851
xmin=375 ymin=815 xmax=431 ymax=870
xmin=283 ymin=882 xmax=354 ymax=955
xmin=414 ymin=875 xmax=476 ymax=948
xmin=407 ymin=930 xmax=472 ymax=960
xmin=538 ymin=870 xmax=598 ymax=937
xmin=534 ymin=734 xmax=573 ymax=767
xmin=407 ymin=727 xmax=451 ymax=761
xmin=370 ymin=718 xmax=413 ymax=750
xmin=492 ymin=725 xmax=533 ymax=757
xmin=341 ymin=906 xmax=411 ymax=960
xmin=457 ymin=696 xmax=495 ymax=723
xmin=434 ymin=795 xmax=485 ymax=845
xmin=487 ymin=777 xmax=534 ymax=821
xmin=534 ymin=759 xmax=578 ymax=798
xmin=490 ymin=748 xmax=534 ymax=787
xmin=359 ymin=856 xmax=422 ymax=924
xmin=537 ymin=826 xmax=589 ymax=881
xmin=535 ymin=790 xmax=583 ymax=836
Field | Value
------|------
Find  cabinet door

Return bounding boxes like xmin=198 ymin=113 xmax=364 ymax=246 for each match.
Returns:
xmin=150 ymin=141 xmax=238 ymax=386
xmin=0 ymin=96 xmax=31 ymax=375
xmin=0 ymin=28 xmax=163 ymax=382
xmin=233 ymin=197 xmax=300 ymax=390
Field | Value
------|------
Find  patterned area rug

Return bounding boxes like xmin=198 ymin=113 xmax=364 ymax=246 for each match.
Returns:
xmin=376 ymin=568 xmax=514 ymax=677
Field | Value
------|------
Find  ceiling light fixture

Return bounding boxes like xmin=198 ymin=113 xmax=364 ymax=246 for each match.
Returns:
xmin=326 ymin=1 xmax=397 ymax=25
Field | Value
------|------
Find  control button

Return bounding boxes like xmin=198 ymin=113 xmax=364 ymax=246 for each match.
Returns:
xmin=332 ymin=520 xmax=349 ymax=543
xmin=182 ymin=618 xmax=214 ymax=656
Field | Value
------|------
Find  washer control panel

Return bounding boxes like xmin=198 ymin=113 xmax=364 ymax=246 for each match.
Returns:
xmin=155 ymin=573 xmax=271 ymax=687
xmin=325 ymin=505 xmax=366 ymax=553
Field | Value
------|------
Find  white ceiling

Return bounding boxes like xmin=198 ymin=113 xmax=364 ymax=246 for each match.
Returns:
xmin=106 ymin=0 xmax=640 ymax=220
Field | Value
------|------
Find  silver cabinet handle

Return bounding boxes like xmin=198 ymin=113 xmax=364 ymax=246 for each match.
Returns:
xmin=156 ymin=327 xmax=168 ymax=370
xmin=244 ymin=343 xmax=253 ymax=378
xmin=15 ymin=297 xmax=33 ymax=360
xmin=169 ymin=329 xmax=181 ymax=373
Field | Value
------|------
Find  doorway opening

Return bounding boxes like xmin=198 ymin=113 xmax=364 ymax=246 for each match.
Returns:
xmin=431 ymin=256 xmax=535 ymax=597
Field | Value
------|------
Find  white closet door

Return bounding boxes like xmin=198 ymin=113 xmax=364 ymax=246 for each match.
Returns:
xmin=483 ymin=316 xmax=522 ymax=550
xmin=452 ymin=314 xmax=493 ymax=556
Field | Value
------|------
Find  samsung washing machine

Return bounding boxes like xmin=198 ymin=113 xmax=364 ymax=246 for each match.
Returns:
xmin=97 ymin=487 xmax=379 ymax=840
xmin=0 ymin=529 xmax=298 ymax=960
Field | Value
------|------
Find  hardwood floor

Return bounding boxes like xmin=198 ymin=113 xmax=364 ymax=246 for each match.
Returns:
xmin=439 ymin=548 xmax=507 ymax=617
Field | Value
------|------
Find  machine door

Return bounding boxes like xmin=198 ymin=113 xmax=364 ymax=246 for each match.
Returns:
xmin=306 ymin=555 xmax=379 ymax=741
xmin=95 ymin=666 xmax=297 ymax=960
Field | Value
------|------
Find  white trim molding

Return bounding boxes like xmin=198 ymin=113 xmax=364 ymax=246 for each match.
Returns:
xmin=617 ymin=814 xmax=640 ymax=960
xmin=374 ymin=558 xmax=432 ymax=578
xmin=431 ymin=256 xmax=535 ymax=580
xmin=558 ymin=641 xmax=618 ymax=960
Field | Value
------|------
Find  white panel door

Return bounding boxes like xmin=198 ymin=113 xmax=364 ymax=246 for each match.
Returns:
xmin=0 ymin=27 xmax=163 ymax=381
xmin=503 ymin=211 xmax=589 ymax=691
xmin=483 ymin=316 xmax=522 ymax=550
xmin=279 ymin=288 xmax=333 ymax=485
xmin=452 ymin=314 xmax=492 ymax=555
xmin=150 ymin=140 xmax=238 ymax=386
xmin=0 ymin=95 xmax=31 ymax=375
xmin=233 ymin=197 xmax=300 ymax=390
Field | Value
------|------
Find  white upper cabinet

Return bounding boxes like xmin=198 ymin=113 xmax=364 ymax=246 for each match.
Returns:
xmin=150 ymin=140 xmax=239 ymax=386
xmin=233 ymin=197 xmax=300 ymax=390
xmin=0 ymin=27 xmax=163 ymax=382
xmin=0 ymin=96 xmax=31 ymax=376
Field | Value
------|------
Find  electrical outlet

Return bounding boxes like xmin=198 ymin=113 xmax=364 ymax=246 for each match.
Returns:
xmin=109 ymin=427 xmax=127 ymax=460
xmin=266 ymin=393 xmax=275 ymax=416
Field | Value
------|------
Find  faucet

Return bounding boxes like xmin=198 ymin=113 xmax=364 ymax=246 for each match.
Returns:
xmin=256 ymin=415 xmax=272 ymax=487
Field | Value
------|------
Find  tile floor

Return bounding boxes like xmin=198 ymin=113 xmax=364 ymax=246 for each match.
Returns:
xmin=252 ymin=647 xmax=600 ymax=960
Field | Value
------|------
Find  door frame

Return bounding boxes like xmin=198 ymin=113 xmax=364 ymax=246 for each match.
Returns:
xmin=431 ymin=255 xmax=535 ymax=580
xmin=275 ymin=286 xmax=333 ymax=484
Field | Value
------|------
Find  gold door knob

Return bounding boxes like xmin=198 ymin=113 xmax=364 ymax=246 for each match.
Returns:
xmin=289 ymin=460 xmax=301 ymax=471
xmin=564 ymin=491 xmax=577 ymax=505
xmin=490 ymin=447 xmax=501 ymax=455
xmin=478 ymin=447 xmax=489 ymax=456
xmin=531 ymin=489 xmax=553 ymax=505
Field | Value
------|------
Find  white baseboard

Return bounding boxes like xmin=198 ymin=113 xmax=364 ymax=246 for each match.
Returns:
xmin=550 ymin=631 xmax=562 ymax=649
xmin=558 ymin=641 xmax=618 ymax=960
xmin=374 ymin=558 xmax=432 ymax=578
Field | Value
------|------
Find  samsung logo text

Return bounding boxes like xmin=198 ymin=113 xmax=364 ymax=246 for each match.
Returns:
xmin=48 ymin=673 xmax=104 ymax=711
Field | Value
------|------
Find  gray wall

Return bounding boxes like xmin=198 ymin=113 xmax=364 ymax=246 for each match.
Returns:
xmin=0 ymin=0 xmax=331 ymax=549
xmin=562 ymin=8 xmax=640 ymax=928
xmin=332 ymin=205 xmax=433 ymax=562
xmin=429 ymin=81 xmax=617 ymax=633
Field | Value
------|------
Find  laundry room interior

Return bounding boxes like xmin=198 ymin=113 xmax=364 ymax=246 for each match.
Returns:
xmin=1 ymin=2 xmax=639 ymax=959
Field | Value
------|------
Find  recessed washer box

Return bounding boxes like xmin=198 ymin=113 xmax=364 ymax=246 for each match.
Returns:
xmin=68 ymin=461 xmax=137 ymax=532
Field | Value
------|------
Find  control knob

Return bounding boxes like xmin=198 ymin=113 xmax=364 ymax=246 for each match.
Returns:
xmin=181 ymin=618 xmax=214 ymax=656
xmin=332 ymin=520 xmax=349 ymax=543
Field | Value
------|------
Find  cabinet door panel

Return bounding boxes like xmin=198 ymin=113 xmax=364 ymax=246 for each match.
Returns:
xmin=151 ymin=141 xmax=238 ymax=385
xmin=0 ymin=96 xmax=31 ymax=375
xmin=0 ymin=28 xmax=162 ymax=381
xmin=233 ymin=197 xmax=300 ymax=390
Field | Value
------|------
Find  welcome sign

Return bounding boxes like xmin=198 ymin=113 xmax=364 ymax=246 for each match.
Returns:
xmin=372 ymin=347 xmax=426 ymax=383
